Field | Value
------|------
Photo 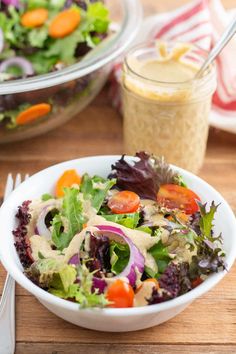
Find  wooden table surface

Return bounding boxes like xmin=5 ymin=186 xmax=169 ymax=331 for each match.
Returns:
xmin=1 ymin=1 xmax=236 ymax=353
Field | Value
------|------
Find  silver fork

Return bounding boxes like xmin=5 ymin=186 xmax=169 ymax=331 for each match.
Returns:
xmin=0 ymin=173 xmax=29 ymax=354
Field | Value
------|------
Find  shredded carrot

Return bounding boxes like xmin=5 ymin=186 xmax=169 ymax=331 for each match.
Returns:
xmin=16 ymin=103 xmax=51 ymax=126
xmin=83 ymin=223 xmax=88 ymax=229
xmin=21 ymin=8 xmax=48 ymax=28
xmin=49 ymin=8 xmax=81 ymax=38
xmin=56 ymin=169 xmax=81 ymax=198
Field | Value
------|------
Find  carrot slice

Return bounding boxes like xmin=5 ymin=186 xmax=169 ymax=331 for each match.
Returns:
xmin=56 ymin=169 xmax=81 ymax=198
xmin=21 ymin=8 xmax=48 ymax=28
xmin=16 ymin=103 xmax=51 ymax=126
xmin=49 ymin=8 xmax=81 ymax=38
xmin=136 ymin=278 xmax=159 ymax=293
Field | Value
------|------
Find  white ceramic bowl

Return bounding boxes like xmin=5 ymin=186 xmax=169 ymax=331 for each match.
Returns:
xmin=0 ymin=156 xmax=236 ymax=332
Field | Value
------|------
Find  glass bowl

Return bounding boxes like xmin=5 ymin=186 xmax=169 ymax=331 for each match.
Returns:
xmin=0 ymin=0 xmax=142 ymax=143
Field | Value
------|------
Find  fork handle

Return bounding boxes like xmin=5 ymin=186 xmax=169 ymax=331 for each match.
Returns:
xmin=0 ymin=274 xmax=15 ymax=354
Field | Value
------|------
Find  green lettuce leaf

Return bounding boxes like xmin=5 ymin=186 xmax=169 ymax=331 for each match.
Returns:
xmin=41 ymin=193 xmax=54 ymax=201
xmin=144 ymin=266 xmax=157 ymax=278
xmin=80 ymin=173 xmax=116 ymax=212
xmin=50 ymin=261 xmax=109 ymax=308
xmin=148 ymin=241 xmax=171 ymax=274
xmin=52 ymin=187 xmax=85 ymax=250
xmin=44 ymin=28 xmax=83 ymax=64
xmin=135 ymin=226 xmax=152 ymax=234
xmin=0 ymin=7 xmax=26 ymax=48
xmin=22 ymin=0 xmax=66 ymax=10
xmin=102 ymin=213 xmax=140 ymax=229
xmin=25 ymin=258 xmax=77 ymax=291
xmin=110 ymin=241 xmax=130 ymax=275
xmin=28 ymin=27 xmax=49 ymax=48
xmin=62 ymin=187 xmax=84 ymax=237
xmin=198 ymin=201 xmax=219 ymax=240
xmin=26 ymin=52 xmax=58 ymax=74
xmin=86 ymin=2 xmax=110 ymax=34
xmin=173 ymin=174 xmax=187 ymax=187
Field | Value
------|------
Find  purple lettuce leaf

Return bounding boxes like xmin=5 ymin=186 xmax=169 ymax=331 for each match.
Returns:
xmin=189 ymin=202 xmax=226 ymax=278
xmin=13 ymin=200 xmax=34 ymax=268
xmin=189 ymin=212 xmax=201 ymax=235
xmin=86 ymin=233 xmax=111 ymax=277
xmin=109 ymin=152 xmax=159 ymax=201
xmin=109 ymin=152 xmax=179 ymax=201
xmin=189 ymin=240 xmax=226 ymax=278
xmin=2 ymin=0 xmax=20 ymax=7
xmin=147 ymin=262 xmax=192 ymax=305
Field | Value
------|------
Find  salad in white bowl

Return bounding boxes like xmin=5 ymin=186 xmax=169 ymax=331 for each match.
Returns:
xmin=12 ymin=152 xmax=227 ymax=309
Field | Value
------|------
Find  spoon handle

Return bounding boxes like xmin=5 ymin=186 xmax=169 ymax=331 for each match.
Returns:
xmin=196 ymin=17 xmax=236 ymax=78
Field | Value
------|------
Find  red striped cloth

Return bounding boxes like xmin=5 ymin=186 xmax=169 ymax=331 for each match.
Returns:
xmin=109 ymin=0 xmax=236 ymax=132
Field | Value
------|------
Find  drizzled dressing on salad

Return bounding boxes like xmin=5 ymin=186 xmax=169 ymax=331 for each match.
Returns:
xmin=13 ymin=153 xmax=226 ymax=308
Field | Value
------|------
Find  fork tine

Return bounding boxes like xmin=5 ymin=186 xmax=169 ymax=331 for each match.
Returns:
xmin=3 ymin=174 xmax=14 ymax=201
xmin=24 ymin=173 xmax=29 ymax=181
xmin=14 ymin=173 xmax=21 ymax=189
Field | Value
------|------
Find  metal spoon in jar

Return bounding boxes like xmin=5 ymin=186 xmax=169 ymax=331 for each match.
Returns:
xmin=195 ymin=17 xmax=236 ymax=78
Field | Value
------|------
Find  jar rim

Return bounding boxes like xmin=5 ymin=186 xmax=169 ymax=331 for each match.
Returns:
xmin=124 ymin=40 xmax=216 ymax=87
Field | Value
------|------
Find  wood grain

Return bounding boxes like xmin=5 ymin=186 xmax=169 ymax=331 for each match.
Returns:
xmin=0 ymin=1 xmax=236 ymax=353
xmin=15 ymin=344 xmax=236 ymax=354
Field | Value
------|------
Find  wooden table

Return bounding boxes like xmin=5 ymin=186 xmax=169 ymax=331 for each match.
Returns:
xmin=1 ymin=1 xmax=236 ymax=353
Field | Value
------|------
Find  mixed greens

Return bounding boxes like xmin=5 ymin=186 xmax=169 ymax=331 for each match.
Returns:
xmin=13 ymin=153 xmax=226 ymax=308
xmin=0 ymin=0 xmax=110 ymax=129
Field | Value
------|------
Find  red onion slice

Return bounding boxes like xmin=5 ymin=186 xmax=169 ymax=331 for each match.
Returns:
xmin=2 ymin=0 xmax=20 ymax=6
xmin=68 ymin=254 xmax=80 ymax=265
xmin=35 ymin=204 xmax=57 ymax=240
xmin=92 ymin=277 xmax=106 ymax=294
xmin=95 ymin=225 xmax=145 ymax=287
xmin=0 ymin=57 xmax=34 ymax=76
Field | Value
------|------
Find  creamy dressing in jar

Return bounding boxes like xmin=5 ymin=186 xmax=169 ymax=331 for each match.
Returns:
xmin=122 ymin=41 xmax=217 ymax=173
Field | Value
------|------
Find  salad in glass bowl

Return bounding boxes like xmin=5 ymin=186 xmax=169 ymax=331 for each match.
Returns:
xmin=13 ymin=152 xmax=226 ymax=309
xmin=0 ymin=0 xmax=141 ymax=142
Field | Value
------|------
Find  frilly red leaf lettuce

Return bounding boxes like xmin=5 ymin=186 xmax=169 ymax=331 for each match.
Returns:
xmin=189 ymin=202 xmax=226 ymax=278
xmin=13 ymin=200 xmax=34 ymax=268
xmin=147 ymin=262 xmax=192 ymax=305
xmin=87 ymin=233 xmax=111 ymax=276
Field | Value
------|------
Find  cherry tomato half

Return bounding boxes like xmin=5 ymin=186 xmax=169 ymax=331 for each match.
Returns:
xmin=108 ymin=191 xmax=140 ymax=214
xmin=191 ymin=277 xmax=203 ymax=288
xmin=106 ymin=279 xmax=134 ymax=308
xmin=157 ymin=184 xmax=201 ymax=215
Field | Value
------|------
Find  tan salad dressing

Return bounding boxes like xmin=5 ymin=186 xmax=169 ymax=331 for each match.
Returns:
xmin=122 ymin=41 xmax=216 ymax=173
xmin=87 ymin=215 xmax=159 ymax=273
xmin=137 ymin=59 xmax=196 ymax=83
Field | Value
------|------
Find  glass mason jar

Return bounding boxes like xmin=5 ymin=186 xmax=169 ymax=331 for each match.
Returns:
xmin=122 ymin=41 xmax=217 ymax=173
